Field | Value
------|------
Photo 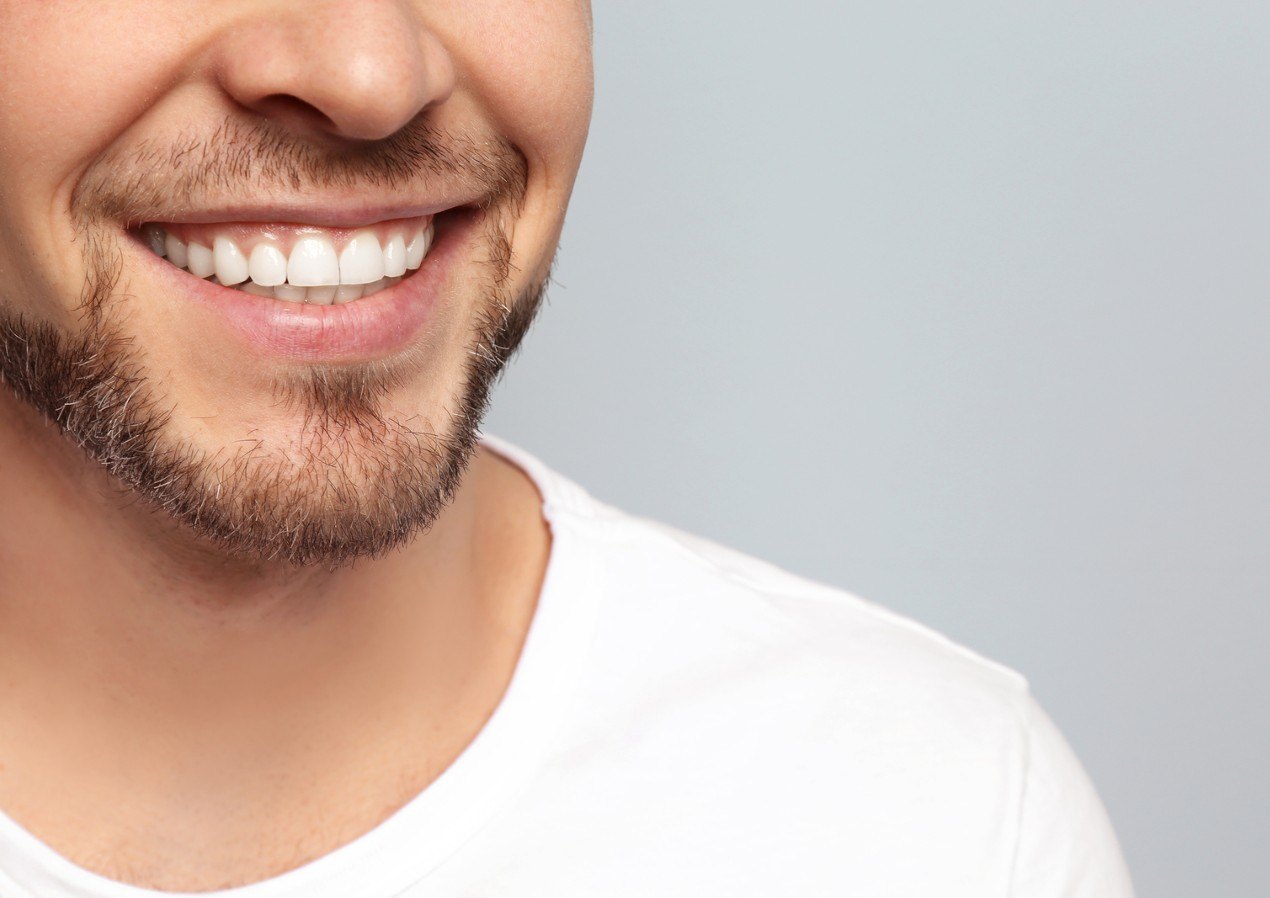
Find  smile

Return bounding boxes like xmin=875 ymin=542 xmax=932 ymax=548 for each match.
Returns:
xmin=127 ymin=207 xmax=479 ymax=360
xmin=138 ymin=216 xmax=436 ymax=304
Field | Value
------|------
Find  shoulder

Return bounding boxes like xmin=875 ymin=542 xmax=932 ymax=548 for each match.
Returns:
xmin=557 ymin=497 xmax=1037 ymax=811
xmin=481 ymin=433 xmax=1137 ymax=894
xmin=484 ymin=432 xmax=1028 ymax=728
xmin=561 ymin=504 xmax=1133 ymax=895
xmin=574 ymin=498 xmax=1034 ymax=738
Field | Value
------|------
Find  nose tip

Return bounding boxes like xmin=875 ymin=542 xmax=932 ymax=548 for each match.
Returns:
xmin=214 ymin=1 xmax=455 ymax=143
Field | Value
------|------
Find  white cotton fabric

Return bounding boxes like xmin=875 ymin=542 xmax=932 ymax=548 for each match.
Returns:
xmin=0 ymin=432 xmax=1135 ymax=898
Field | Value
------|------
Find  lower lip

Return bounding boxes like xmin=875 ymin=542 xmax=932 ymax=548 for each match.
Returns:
xmin=139 ymin=211 xmax=474 ymax=361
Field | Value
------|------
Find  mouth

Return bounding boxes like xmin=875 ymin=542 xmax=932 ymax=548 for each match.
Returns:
xmin=137 ymin=216 xmax=435 ymax=304
xmin=126 ymin=206 xmax=481 ymax=361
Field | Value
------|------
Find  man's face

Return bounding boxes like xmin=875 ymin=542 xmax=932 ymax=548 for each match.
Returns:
xmin=0 ymin=1 xmax=593 ymax=566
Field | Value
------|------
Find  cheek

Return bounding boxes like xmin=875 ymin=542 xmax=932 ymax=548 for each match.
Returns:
xmin=441 ymin=2 xmax=594 ymax=175
xmin=0 ymin=4 xmax=190 ymax=184
xmin=0 ymin=2 xmax=190 ymax=299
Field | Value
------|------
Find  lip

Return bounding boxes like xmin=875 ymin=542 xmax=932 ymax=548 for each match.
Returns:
xmin=143 ymin=197 xmax=481 ymax=230
xmin=134 ymin=207 xmax=480 ymax=361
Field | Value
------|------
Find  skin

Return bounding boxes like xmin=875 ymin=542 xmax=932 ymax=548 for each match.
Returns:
xmin=0 ymin=0 xmax=593 ymax=890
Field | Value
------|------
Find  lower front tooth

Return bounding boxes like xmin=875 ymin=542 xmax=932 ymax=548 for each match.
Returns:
xmin=273 ymin=283 xmax=306 ymax=302
xmin=333 ymin=284 xmax=364 ymax=304
xmin=240 ymin=282 xmax=274 ymax=297
xmin=306 ymin=284 xmax=337 ymax=304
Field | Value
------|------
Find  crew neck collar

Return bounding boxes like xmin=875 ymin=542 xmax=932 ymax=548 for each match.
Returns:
xmin=0 ymin=432 xmax=599 ymax=898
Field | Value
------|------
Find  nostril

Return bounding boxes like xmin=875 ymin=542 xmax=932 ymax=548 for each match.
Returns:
xmin=252 ymin=93 xmax=338 ymax=134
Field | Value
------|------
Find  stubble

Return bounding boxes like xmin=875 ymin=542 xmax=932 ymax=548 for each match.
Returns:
xmin=0 ymin=118 xmax=548 ymax=568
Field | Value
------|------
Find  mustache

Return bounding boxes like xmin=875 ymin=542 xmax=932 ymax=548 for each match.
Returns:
xmin=70 ymin=115 xmax=528 ymax=228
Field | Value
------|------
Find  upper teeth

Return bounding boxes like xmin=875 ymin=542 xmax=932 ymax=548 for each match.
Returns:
xmin=141 ymin=221 xmax=434 ymax=305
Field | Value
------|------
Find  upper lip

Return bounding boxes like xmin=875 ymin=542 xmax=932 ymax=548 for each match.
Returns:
xmin=139 ymin=195 xmax=480 ymax=229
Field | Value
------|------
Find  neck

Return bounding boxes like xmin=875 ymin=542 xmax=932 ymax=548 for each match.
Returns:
xmin=0 ymin=390 xmax=549 ymax=888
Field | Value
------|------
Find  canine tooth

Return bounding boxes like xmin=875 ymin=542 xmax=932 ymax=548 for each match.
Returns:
xmin=213 ymin=237 xmax=249 ymax=285
xmin=249 ymin=243 xmax=288 ymax=287
xmin=339 ymin=231 xmax=384 ymax=284
xmin=287 ymin=237 xmax=340 ymax=286
xmin=187 ymin=242 xmax=215 ymax=278
xmin=382 ymin=233 xmax=407 ymax=278
xmin=143 ymin=224 xmax=167 ymax=258
xmin=306 ymin=284 xmax=337 ymax=303
xmin=273 ymin=282 xmax=307 ymax=302
xmin=164 ymin=233 xmax=188 ymax=269
xmin=404 ymin=228 xmax=427 ymax=270
xmin=333 ymin=283 xmax=364 ymax=304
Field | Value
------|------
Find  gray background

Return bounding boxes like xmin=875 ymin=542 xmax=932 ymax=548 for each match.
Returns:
xmin=485 ymin=3 xmax=1270 ymax=896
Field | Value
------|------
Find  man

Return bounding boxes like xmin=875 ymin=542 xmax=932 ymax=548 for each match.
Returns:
xmin=0 ymin=2 xmax=1134 ymax=895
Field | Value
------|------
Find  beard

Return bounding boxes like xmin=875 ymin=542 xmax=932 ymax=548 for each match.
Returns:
xmin=0 ymin=118 xmax=546 ymax=569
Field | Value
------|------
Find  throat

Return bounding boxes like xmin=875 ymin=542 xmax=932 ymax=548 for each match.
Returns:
xmin=0 ymin=444 xmax=549 ymax=892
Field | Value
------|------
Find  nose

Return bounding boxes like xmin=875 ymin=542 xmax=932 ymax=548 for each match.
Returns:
xmin=212 ymin=0 xmax=455 ymax=143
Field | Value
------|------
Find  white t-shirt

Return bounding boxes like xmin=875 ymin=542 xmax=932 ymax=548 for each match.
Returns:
xmin=0 ymin=433 xmax=1135 ymax=898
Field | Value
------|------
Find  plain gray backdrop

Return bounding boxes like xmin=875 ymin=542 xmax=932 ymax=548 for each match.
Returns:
xmin=485 ymin=3 xmax=1270 ymax=896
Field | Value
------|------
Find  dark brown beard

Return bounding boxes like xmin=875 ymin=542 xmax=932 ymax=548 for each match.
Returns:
xmin=0 ymin=118 xmax=547 ymax=568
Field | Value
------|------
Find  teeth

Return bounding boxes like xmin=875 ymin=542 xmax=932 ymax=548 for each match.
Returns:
xmin=143 ymin=224 xmax=167 ymax=258
xmin=405 ymin=227 xmax=430 ymax=270
xmin=187 ymin=242 xmax=215 ymax=278
xmin=145 ymin=220 xmax=434 ymax=303
xmin=382 ymin=233 xmax=407 ymax=278
xmin=213 ymin=236 xmax=249 ymax=286
xmin=238 ymin=276 xmax=401 ymax=302
xmin=287 ymin=237 xmax=340 ymax=287
xmin=240 ymin=282 xmax=274 ymax=297
xmin=333 ymin=283 xmax=364 ymax=304
xmin=339 ymin=231 xmax=385 ymax=285
xmin=249 ymin=243 xmax=288 ymax=287
xmin=164 ymin=233 xmax=188 ymax=269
